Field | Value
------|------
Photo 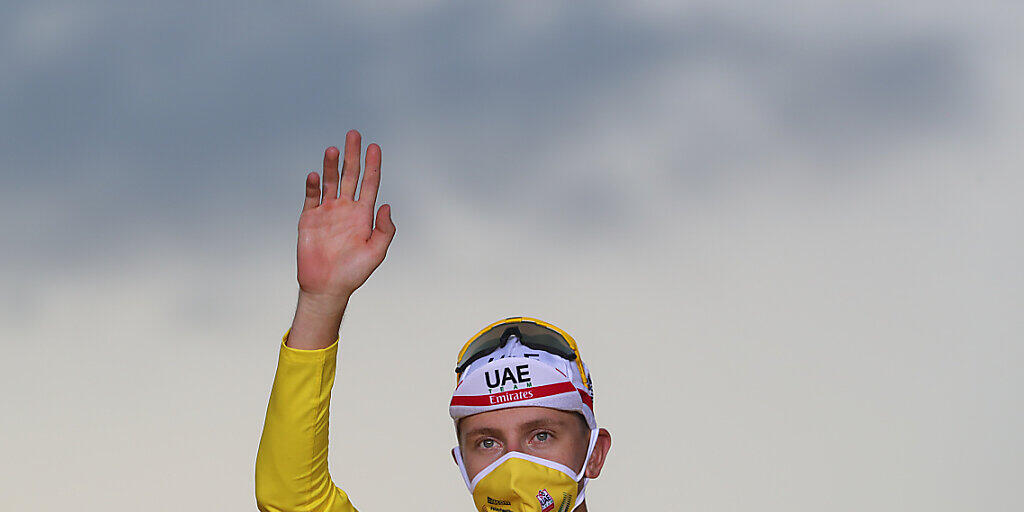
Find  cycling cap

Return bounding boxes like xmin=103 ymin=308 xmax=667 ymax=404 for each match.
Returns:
xmin=449 ymin=317 xmax=596 ymax=429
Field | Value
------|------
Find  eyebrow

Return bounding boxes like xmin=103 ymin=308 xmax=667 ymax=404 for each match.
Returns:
xmin=461 ymin=418 xmax=569 ymax=441
xmin=518 ymin=418 xmax=567 ymax=432
xmin=461 ymin=427 xmax=504 ymax=440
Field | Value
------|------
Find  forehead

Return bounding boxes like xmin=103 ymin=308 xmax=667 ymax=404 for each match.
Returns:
xmin=458 ymin=406 xmax=581 ymax=435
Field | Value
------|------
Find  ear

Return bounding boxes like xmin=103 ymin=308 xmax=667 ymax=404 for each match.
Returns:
xmin=584 ymin=428 xmax=612 ymax=479
xmin=451 ymin=447 xmax=459 ymax=467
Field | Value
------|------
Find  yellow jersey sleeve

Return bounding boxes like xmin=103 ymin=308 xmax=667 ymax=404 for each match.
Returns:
xmin=255 ymin=331 xmax=358 ymax=512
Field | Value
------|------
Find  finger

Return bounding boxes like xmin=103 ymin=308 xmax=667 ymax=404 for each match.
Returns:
xmin=322 ymin=146 xmax=340 ymax=201
xmin=302 ymin=171 xmax=321 ymax=211
xmin=339 ymin=130 xmax=362 ymax=200
xmin=369 ymin=204 xmax=396 ymax=256
xmin=358 ymin=143 xmax=381 ymax=208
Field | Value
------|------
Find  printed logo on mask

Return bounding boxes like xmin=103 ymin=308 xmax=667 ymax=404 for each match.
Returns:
xmin=485 ymin=496 xmax=512 ymax=512
xmin=536 ymin=489 xmax=555 ymax=512
xmin=557 ymin=492 xmax=572 ymax=512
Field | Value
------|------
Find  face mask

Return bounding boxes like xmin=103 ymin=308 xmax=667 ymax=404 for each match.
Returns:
xmin=454 ymin=429 xmax=599 ymax=512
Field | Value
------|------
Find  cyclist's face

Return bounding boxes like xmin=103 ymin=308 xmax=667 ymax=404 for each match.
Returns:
xmin=457 ymin=406 xmax=591 ymax=481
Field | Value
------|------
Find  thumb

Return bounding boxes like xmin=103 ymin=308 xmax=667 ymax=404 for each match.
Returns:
xmin=369 ymin=204 xmax=396 ymax=256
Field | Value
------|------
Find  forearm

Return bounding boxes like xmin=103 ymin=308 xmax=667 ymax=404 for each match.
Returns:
xmin=286 ymin=291 xmax=351 ymax=350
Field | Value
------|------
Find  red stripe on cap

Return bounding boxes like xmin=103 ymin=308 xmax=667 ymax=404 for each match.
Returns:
xmin=578 ymin=389 xmax=593 ymax=410
xmin=450 ymin=382 xmax=577 ymax=407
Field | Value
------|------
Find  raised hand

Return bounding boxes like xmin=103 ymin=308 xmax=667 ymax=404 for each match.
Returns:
xmin=287 ymin=130 xmax=396 ymax=349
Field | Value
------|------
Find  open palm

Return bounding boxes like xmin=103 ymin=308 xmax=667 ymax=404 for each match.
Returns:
xmin=297 ymin=130 xmax=395 ymax=300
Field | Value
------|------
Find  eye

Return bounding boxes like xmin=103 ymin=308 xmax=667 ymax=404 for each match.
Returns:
xmin=533 ymin=431 xmax=551 ymax=442
xmin=478 ymin=438 xmax=498 ymax=449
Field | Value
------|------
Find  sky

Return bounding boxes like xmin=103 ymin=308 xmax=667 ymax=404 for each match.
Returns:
xmin=2 ymin=2 xmax=1022 ymax=510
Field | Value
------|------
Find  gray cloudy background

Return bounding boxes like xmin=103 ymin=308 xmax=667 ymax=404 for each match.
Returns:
xmin=2 ymin=1 xmax=1022 ymax=510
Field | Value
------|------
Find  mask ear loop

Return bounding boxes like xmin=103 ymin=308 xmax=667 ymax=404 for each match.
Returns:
xmin=452 ymin=446 xmax=473 ymax=492
xmin=573 ymin=428 xmax=600 ymax=508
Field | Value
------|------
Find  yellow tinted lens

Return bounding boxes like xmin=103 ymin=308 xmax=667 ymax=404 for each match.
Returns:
xmin=455 ymin=324 xmax=506 ymax=372
xmin=515 ymin=322 xmax=577 ymax=360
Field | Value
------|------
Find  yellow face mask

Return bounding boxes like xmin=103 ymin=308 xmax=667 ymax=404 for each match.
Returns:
xmin=454 ymin=429 xmax=599 ymax=512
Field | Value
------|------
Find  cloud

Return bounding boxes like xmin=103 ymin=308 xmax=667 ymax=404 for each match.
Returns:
xmin=1 ymin=4 xmax=978 ymax=245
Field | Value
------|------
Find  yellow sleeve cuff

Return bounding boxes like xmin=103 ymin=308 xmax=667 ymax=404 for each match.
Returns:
xmin=280 ymin=328 xmax=340 ymax=354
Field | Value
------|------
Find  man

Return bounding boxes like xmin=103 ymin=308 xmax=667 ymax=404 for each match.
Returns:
xmin=255 ymin=130 xmax=612 ymax=512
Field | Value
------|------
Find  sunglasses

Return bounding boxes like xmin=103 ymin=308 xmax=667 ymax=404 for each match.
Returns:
xmin=455 ymin=317 xmax=589 ymax=390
